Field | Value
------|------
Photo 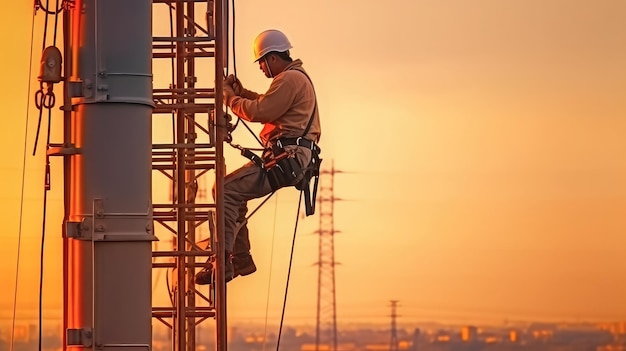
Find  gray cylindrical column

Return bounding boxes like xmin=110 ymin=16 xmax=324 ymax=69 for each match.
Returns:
xmin=67 ymin=0 xmax=154 ymax=350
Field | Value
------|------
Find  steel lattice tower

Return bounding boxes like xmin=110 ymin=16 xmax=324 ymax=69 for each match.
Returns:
xmin=150 ymin=1 xmax=229 ymax=351
xmin=389 ymin=300 xmax=399 ymax=351
xmin=315 ymin=161 xmax=341 ymax=351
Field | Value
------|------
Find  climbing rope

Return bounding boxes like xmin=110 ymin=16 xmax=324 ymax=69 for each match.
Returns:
xmin=11 ymin=4 xmax=39 ymax=351
xmin=31 ymin=2 xmax=67 ymax=351
xmin=275 ymin=190 xmax=304 ymax=351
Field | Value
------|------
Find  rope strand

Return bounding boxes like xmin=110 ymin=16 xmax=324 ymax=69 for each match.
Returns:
xmin=275 ymin=190 xmax=304 ymax=351
xmin=12 ymin=5 xmax=39 ymax=351
xmin=262 ymin=194 xmax=280 ymax=351
xmin=222 ymin=0 xmax=265 ymax=149
xmin=37 ymin=175 xmax=49 ymax=351
xmin=32 ymin=2 xmax=64 ymax=350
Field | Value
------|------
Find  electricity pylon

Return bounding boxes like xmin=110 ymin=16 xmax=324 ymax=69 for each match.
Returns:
xmin=389 ymin=300 xmax=400 ymax=351
xmin=315 ymin=160 xmax=342 ymax=351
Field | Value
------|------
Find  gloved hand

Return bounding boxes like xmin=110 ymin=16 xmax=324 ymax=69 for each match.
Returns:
xmin=224 ymin=74 xmax=235 ymax=87
xmin=224 ymin=74 xmax=243 ymax=96
xmin=223 ymin=82 xmax=235 ymax=106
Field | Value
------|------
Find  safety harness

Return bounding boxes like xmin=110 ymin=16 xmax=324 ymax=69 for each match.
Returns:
xmin=237 ymin=69 xmax=321 ymax=216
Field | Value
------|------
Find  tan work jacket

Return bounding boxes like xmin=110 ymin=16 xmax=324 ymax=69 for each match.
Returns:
xmin=227 ymin=59 xmax=321 ymax=145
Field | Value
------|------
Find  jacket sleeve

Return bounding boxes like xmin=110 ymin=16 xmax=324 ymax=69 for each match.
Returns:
xmin=239 ymin=87 xmax=260 ymax=100
xmin=228 ymin=74 xmax=297 ymax=123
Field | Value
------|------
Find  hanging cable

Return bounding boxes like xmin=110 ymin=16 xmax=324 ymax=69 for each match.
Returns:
xmin=31 ymin=1 xmax=65 ymax=350
xmin=38 ymin=163 xmax=51 ymax=351
xmin=275 ymin=190 xmax=304 ymax=351
xmin=223 ymin=0 xmax=264 ymax=149
xmin=232 ymin=117 xmax=263 ymax=148
xmin=231 ymin=0 xmax=236 ymax=79
xmin=262 ymin=194 xmax=279 ymax=351
xmin=12 ymin=4 xmax=39 ymax=351
xmin=38 ymin=1 xmax=60 ymax=348
xmin=35 ymin=0 xmax=65 ymax=15
xmin=52 ymin=0 xmax=60 ymax=46
xmin=216 ymin=0 xmax=263 ymax=150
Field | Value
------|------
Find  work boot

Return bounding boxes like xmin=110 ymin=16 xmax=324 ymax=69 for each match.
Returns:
xmin=233 ymin=252 xmax=257 ymax=277
xmin=194 ymin=261 xmax=213 ymax=285
xmin=194 ymin=253 xmax=235 ymax=285
xmin=224 ymin=254 xmax=235 ymax=282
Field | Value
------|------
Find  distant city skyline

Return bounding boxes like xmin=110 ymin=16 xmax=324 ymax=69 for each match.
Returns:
xmin=3 ymin=319 xmax=625 ymax=351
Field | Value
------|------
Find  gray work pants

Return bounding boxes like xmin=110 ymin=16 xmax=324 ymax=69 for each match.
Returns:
xmin=218 ymin=145 xmax=312 ymax=255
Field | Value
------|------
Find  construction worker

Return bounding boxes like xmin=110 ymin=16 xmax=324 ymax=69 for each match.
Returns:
xmin=195 ymin=29 xmax=321 ymax=284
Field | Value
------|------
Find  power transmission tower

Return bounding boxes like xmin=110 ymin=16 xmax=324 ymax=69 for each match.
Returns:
xmin=389 ymin=300 xmax=400 ymax=351
xmin=315 ymin=161 xmax=341 ymax=351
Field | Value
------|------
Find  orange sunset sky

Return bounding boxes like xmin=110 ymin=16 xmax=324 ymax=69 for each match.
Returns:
xmin=1 ymin=0 xmax=626 ymax=329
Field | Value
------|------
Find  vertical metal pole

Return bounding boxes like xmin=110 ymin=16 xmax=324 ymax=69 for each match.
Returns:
xmin=214 ymin=0 xmax=228 ymax=349
xmin=185 ymin=2 xmax=197 ymax=350
xmin=174 ymin=2 xmax=187 ymax=351
xmin=62 ymin=5 xmax=71 ymax=351
xmin=66 ymin=1 xmax=155 ymax=350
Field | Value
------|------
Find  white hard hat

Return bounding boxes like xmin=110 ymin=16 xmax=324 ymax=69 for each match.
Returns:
xmin=253 ymin=29 xmax=293 ymax=62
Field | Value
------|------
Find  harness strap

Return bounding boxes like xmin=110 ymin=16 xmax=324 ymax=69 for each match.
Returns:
xmin=289 ymin=68 xmax=318 ymax=140
xmin=239 ymin=139 xmax=321 ymax=216
xmin=276 ymin=137 xmax=321 ymax=155
xmin=241 ymin=148 xmax=264 ymax=168
xmin=300 ymin=157 xmax=322 ymax=216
